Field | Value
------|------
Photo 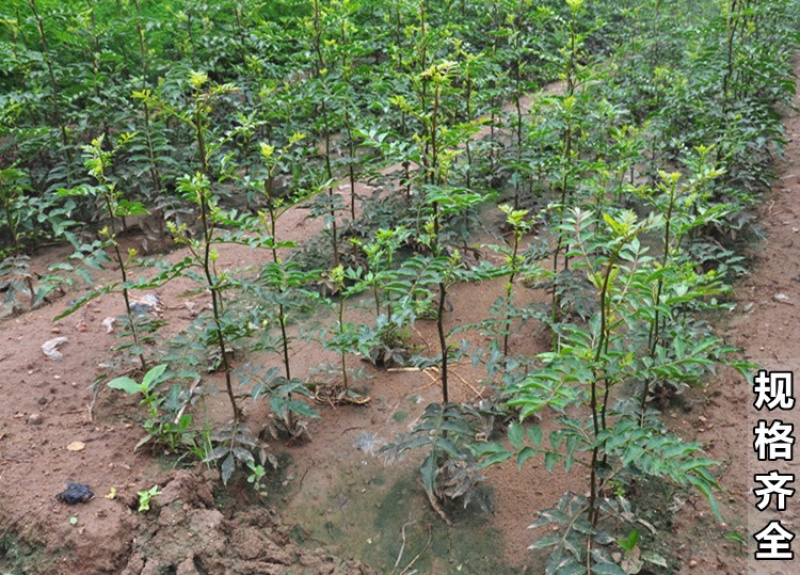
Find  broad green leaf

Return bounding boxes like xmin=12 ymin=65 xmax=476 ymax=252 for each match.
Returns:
xmin=517 ymin=447 xmax=537 ymax=469
xmin=480 ymin=450 xmax=515 ymax=468
xmin=287 ymin=400 xmax=319 ymax=419
xmin=528 ymin=425 xmax=543 ymax=446
xmin=107 ymin=376 xmax=141 ymax=395
xmin=554 ymin=560 xmax=586 ymax=575
xmin=54 ymin=288 xmax=108 ymax=321
xmin=617 ymin=529 xmax=639 ymax=551
xmin=203 ymin=446 xmax=231 ymax=462
xmin=420 ymin=453 xmax=436 ymax=496
xmin=529 ymin=534 xmax=560 ymax=550
xmin=545 ymin=451 xmax=559 ymax=472
xmin=509 ymin=421 xmax=524 ymax=449
xmin=141 ymin=364 xmax=168 ymax=392
xmin=232 ymin=447 xmax=255 ymax=463
xmin=642 ymin=552 xmax=668 ymax=567
xmin=134 ymin=434 xmax=154 ymax=452
xmin=590 ymin=562 xmax=626 ymax=575
xmin=221 ymin=453 xmax=235 ymax=485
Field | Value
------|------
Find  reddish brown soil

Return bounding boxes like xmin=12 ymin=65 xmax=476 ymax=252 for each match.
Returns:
xmin=2 ymin=62 xmax=797 ymax=573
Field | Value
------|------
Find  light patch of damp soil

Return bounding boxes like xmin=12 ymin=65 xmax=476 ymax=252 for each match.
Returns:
xmin=276 ymin=436 xmax=520 ymax=575
xmin=0 ymin=532 xmax=57 ymax=575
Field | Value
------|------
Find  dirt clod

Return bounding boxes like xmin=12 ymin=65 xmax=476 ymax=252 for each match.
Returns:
xmin=117 ymin=472 xmax=377 ymax=575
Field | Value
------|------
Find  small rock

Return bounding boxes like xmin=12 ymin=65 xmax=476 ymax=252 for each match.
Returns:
xmin=28 ymin=413 xmax=44 ymax=425
xmin=176 ymin=557 xmax=199 ymax=575
xmin=67 ymin=441 xmax=86 ymax=452
xmin=38 ymin=397 xmax=47 ymax=405
xmin=56 ymin=482 xmax=94 ymax=504
xmin=689 ymin=559 xmax=698 ymax=568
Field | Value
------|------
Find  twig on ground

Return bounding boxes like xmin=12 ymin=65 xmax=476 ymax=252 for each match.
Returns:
xmin=412 ymin=325 xmax=432 ymax=354
xmin=411 ymin=367 xmax=441 ymax=393
xmin=392 ymin=520 xmax=417 ymax=573
xmin=399 ymin=521 xmax=434 ymax=575
xmin=452 ymin=369 xmax=485 ymax=400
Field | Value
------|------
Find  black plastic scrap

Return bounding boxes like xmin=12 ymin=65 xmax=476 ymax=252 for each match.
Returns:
xmin=56 ymin=482 xmax=94 ymax=504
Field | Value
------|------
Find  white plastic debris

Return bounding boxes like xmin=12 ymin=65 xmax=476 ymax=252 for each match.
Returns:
xmin=101 ymin=317 xmax=116 ymax=334
xmin=42 ymin=337 xmax=69 ymax=361
xmin=130 ymin=294 xmax=163 ymax=315
xmin=773 ymin=293 xmax=793 ymax=305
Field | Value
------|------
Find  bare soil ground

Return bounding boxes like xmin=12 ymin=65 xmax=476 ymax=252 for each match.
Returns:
xmin=2 ymin=62 xmax=799 ymax=573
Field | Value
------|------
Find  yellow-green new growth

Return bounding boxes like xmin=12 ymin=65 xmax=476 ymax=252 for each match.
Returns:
xmin=565 ymin=0 xmax=585 ymax=13
xmin=189 ymin=70 xmax=208 ymax=89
